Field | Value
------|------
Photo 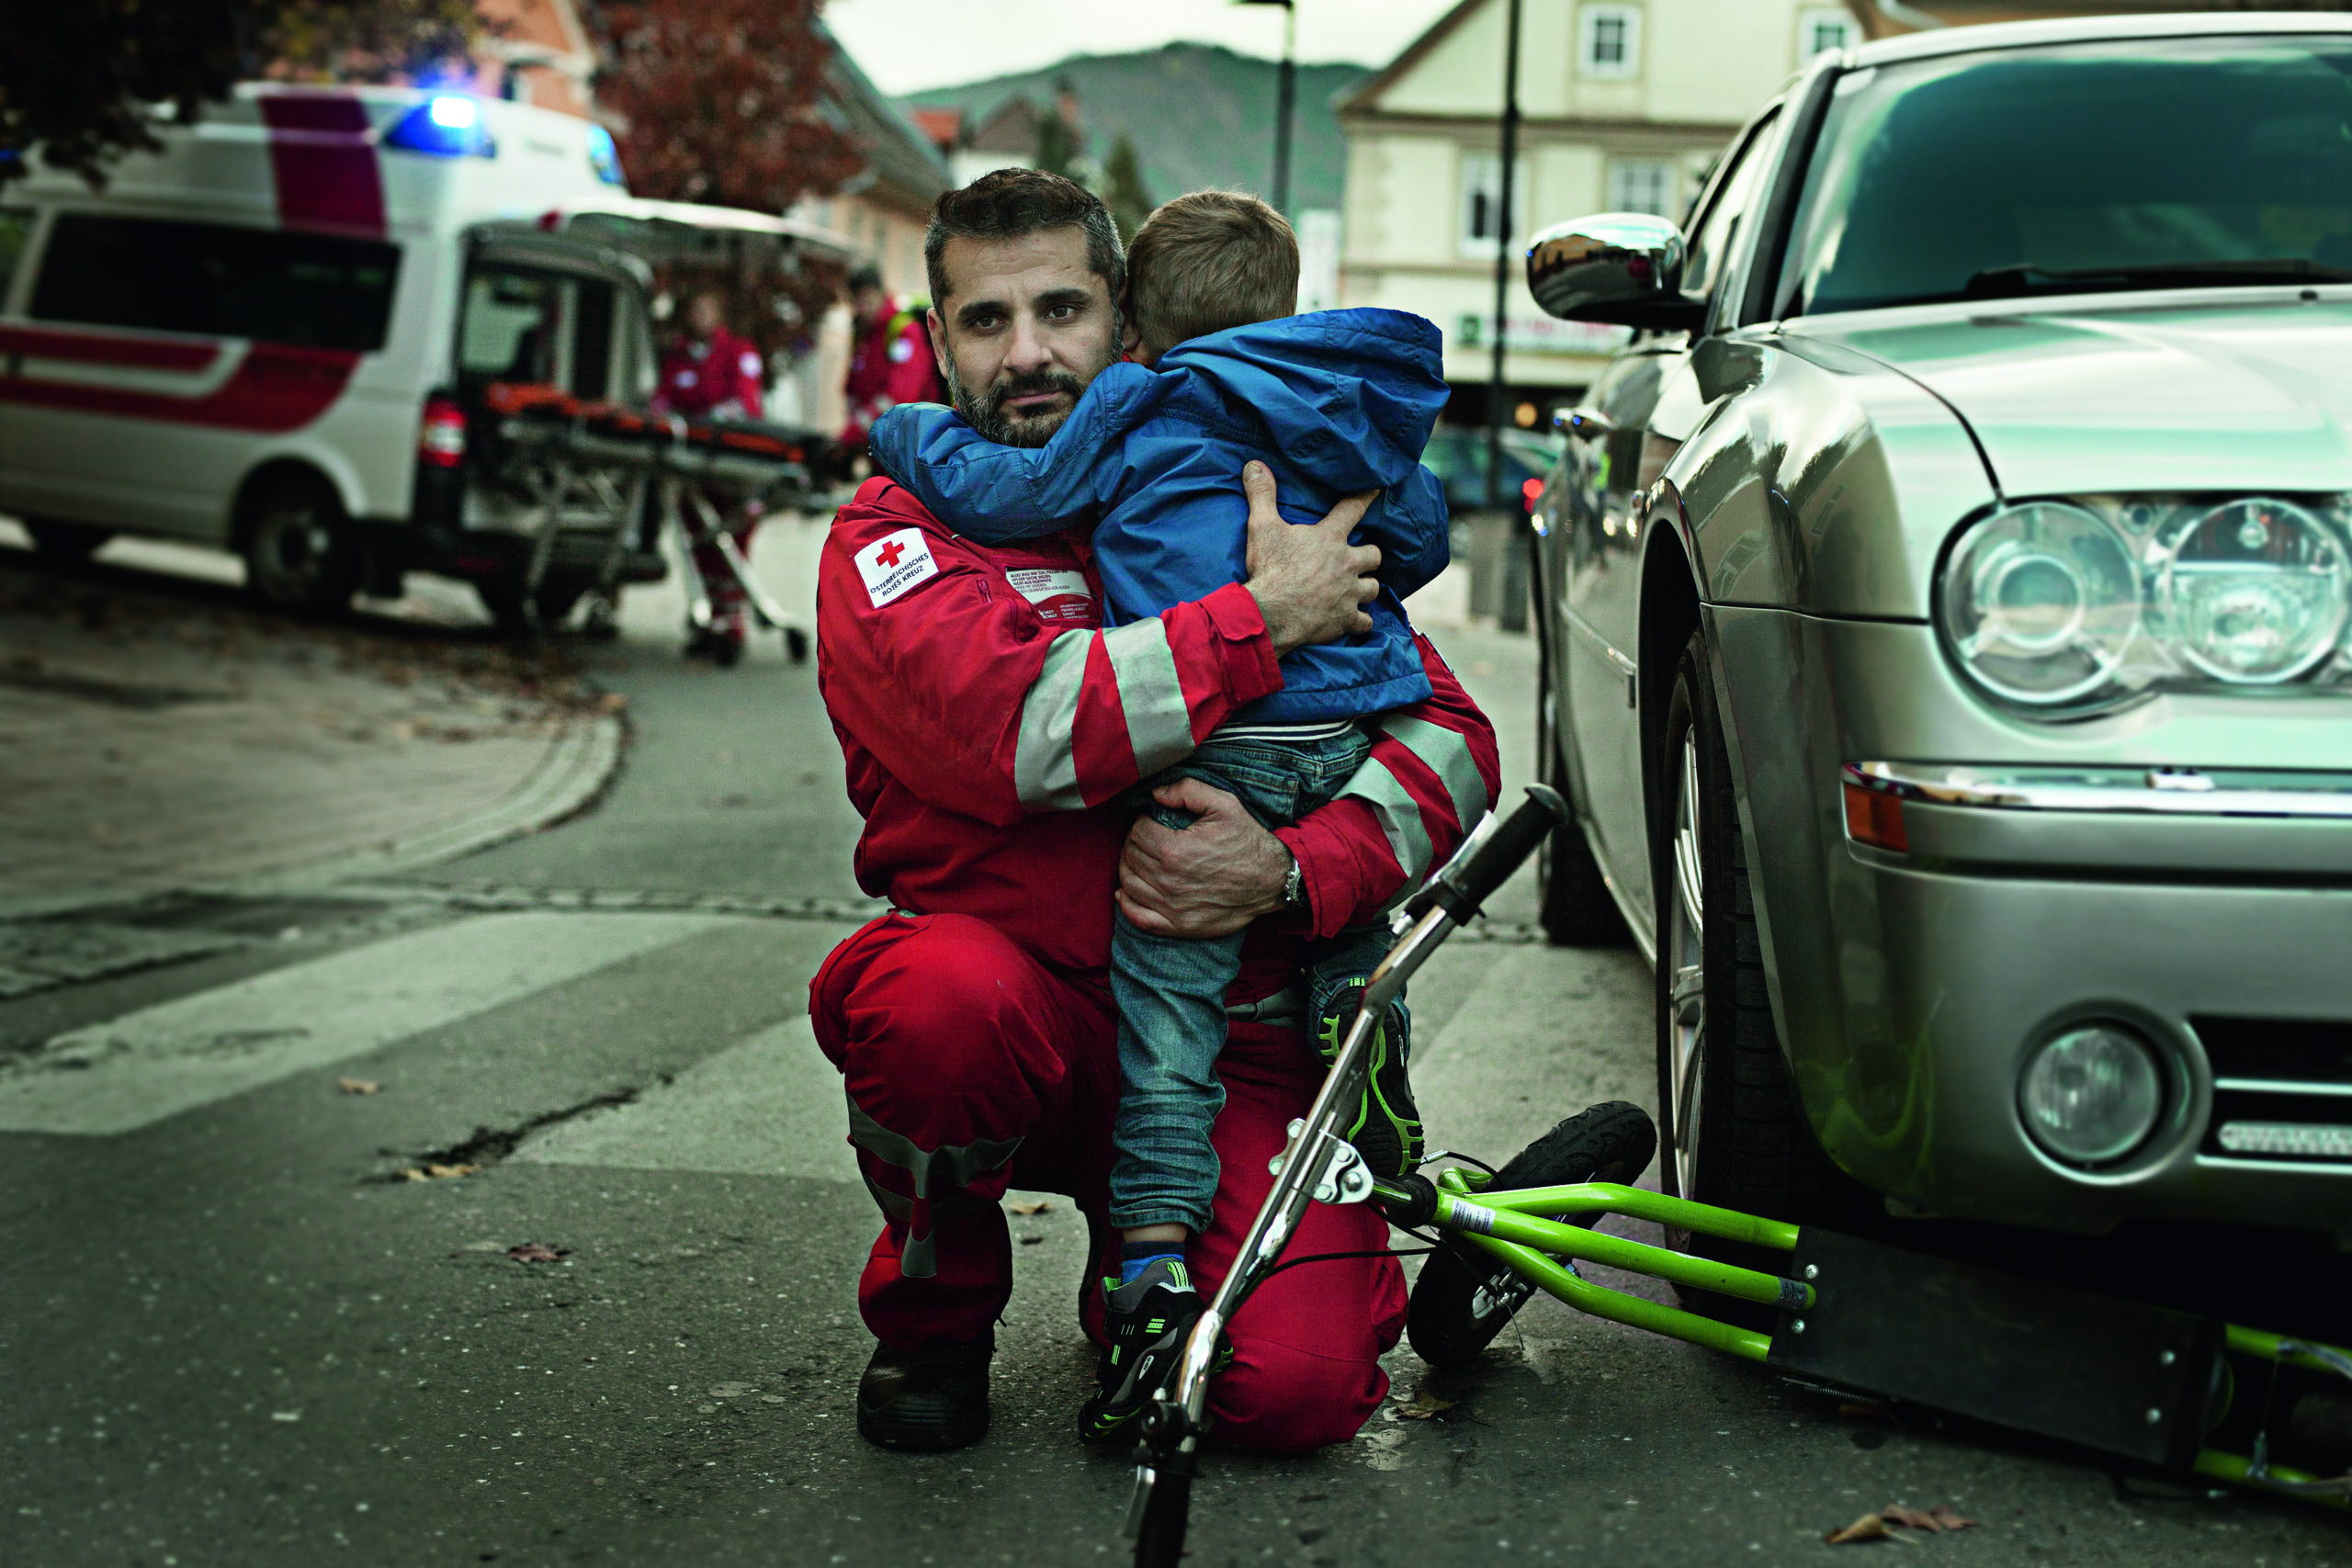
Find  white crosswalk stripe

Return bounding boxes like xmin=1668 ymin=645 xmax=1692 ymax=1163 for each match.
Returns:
xmin=0 ymin=911 xmax=738 ymax=1136
xmin=514 ymin=1015 xmax=859 ymax=1182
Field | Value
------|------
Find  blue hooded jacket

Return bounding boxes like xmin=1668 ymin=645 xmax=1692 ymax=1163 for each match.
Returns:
xmin=868 ymin=308 xmax=1452 ymax=725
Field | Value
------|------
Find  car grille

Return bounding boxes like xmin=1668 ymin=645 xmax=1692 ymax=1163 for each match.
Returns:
xmin=2194 ymin=1017 xmax=2352 ymax=1165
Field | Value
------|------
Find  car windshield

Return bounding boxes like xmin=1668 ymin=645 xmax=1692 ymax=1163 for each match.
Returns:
xmin=1774 ymin=34 xmax=2352 ymax=317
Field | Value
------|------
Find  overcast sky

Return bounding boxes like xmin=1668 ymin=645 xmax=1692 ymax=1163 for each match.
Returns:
xmin=823 ymin=0 xmax=1463 ymax=96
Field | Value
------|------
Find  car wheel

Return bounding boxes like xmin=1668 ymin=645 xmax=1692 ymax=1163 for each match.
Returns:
xmin=1655 ymin=629 xmax=1844 ymax=1320
xmin=1536 ymin=649 xmax=1627 ymax=946
xmin=243 ymin=475 xmax=358 ymax=615
xmin=24 ymin=519 xmax=111 ymax=560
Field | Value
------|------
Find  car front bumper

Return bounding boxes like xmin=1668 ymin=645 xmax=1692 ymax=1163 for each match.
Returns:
xmin=1713 ymin=606 xmax=2352 ymax=1234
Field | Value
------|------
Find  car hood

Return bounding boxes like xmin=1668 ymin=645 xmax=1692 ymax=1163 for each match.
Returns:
xmin=1796 ymin=295 xmax=2352 ymax=499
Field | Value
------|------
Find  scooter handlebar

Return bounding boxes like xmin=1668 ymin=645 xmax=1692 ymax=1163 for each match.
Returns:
xmin=1408 ymin=784 xmax=1571 ymax=924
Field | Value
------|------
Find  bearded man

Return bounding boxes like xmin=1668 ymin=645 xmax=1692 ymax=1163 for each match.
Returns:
xmin=809 ymin=169 xmax=1497 ymax=1454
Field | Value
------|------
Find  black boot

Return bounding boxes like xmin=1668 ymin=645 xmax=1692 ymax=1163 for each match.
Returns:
xmin=854 ymin=1328 xmax=992 ymax=1450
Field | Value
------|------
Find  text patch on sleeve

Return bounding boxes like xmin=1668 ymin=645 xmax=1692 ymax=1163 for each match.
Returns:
xmin=857 ymin=529 xmax=940 ymax=608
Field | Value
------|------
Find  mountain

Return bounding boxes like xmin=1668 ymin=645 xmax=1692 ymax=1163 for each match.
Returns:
xmin=902 ymin=43 xmax=1372 ymax=213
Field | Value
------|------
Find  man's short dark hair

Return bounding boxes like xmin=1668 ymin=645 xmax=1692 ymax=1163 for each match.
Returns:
xmin=848 ymin=264 xmax=883 ymax=294
xmin=924 ymin=168 xmax=1125 ymax=312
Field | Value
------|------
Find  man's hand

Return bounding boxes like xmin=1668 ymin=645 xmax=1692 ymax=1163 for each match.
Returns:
xmin=1117 ymin=778 xmax=1295 ymax=939
xmin=1241 ymin=461 xmax=1382 ymax=657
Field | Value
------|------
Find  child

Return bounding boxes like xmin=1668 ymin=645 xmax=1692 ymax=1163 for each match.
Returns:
xmin=868 ymin=190 xmax=1451 ymax=1442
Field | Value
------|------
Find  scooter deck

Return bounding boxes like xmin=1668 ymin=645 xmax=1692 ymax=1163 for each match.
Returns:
xmin=1765 ymin=1227 xmax=2221 ymax=1469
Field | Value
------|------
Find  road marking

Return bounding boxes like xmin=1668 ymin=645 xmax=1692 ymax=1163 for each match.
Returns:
xmin=513 ymin=1015 xmax=858 ymax=1182
xmin=0 ymin=912 xmax=735 ymax=1136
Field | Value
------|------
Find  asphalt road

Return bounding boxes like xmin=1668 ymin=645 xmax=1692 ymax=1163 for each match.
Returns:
xmin=2 ymin=523 xmax=2343 ymax=1567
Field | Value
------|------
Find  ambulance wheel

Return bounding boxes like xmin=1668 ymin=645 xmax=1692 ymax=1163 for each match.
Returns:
xmin=24 ymin=519 xmax=110 ymax=560
xmin=243 ymin=475 xmax=358 ymax=615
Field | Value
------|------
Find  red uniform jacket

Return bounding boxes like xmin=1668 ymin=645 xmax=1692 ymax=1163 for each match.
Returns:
xmin=655 ymin=327 xmax=764 ymax=420
xmin=842 ymin=302 xmax=946 ymax=442
xmin=817 ymin=478 xmax=1500 ymax=994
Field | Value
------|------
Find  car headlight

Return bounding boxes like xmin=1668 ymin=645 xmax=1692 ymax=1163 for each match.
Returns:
xmin=2018 ymin=1023 xmax=2165 ymax=1167
xmin=1940 ymin=502 xmax=2140 ymax=705
xmin=1939 ymin=494 xmax=2352 ymax=712
xmin=2158 ymin=499 xmax=2348 ymax=683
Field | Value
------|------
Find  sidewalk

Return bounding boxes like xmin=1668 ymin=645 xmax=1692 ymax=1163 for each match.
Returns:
xmin=0 ymin=538 xmax=622 ymax=909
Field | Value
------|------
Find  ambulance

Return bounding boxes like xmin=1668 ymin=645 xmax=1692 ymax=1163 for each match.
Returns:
xmin=0 ymin=85 xmax=673 ymax=623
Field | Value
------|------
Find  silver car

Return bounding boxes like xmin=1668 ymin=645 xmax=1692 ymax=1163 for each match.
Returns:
xmin=1523 ymin=13 xmax=2352 ymax=1250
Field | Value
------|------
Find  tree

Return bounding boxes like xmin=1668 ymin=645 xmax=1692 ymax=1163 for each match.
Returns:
xmin=0 ymin=1 xmax=477 ymax=189
xmin=595 ymin=0 xmax=862 ymax=214
xmin=1034 ymin=77 xmax=1084 ymax=183
xmin=1100 ymin=134 xmax=1154 ymax=243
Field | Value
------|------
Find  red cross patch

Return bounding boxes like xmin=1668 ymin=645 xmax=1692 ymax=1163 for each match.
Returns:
xmin=855 ymin=528 xmax=939 ymax=608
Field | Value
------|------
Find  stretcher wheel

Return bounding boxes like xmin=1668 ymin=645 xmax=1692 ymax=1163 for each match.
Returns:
xmin=786 ymin=626 xmax=810 ymax=664
xmin=1406 ymin=1100 xmax=1657 ymax=1369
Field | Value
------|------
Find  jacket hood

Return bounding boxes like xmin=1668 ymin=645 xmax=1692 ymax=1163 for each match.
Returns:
xmin=1155 ymin=308 xmax=1450 ymax=491
xmin=1801 ymin=295 xmax=2352 ymax=498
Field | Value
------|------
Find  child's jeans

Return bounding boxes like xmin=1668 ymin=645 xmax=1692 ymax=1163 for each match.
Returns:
xmin=1109 ymin=725 xmax=1391 ymax=1234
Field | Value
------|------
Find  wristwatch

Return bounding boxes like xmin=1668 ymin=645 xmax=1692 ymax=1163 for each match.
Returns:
xmin=1281 ymin=851 xmax=1306 ymax=910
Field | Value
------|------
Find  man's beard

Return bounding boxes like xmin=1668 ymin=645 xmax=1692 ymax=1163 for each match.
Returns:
xmin=943 ymin=361 xmax=1086 ymax=448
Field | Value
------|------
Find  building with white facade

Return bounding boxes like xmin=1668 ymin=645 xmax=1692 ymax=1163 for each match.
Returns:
xmin=1337 ymin=0 xmax=1859 ymax=423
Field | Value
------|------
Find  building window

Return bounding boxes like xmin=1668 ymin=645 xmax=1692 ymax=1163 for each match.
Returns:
xmin=1459 ymin=152 xmax=1529 ymax=256
xmin=1798 ymin=7 xmax=1857 ymax=60
xmin=1608 ymin=159 xmax=1675 ymax=218
xmin=1580 ymin=5 xmax=1641 ymax=81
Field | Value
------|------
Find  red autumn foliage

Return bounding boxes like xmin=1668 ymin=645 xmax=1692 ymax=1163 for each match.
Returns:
xmin=597 ymin=0 xmax=862 ymax=213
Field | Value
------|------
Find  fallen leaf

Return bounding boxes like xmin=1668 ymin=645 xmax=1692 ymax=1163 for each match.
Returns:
xmin=338 ymin=1077 xmax=380 ymax=1095
xmin=1005 ymin=1200 xmax=1051 ymax=1215
xmin=596 ymin=692 xmax=628 ymax=713
xmin=1927 ymin=1506 xmax=1976 ymax=1532
xmin=398 ymin=1162 xmax=479 ymax=1181
xmin=1881 ymin=1506 xmax=1939 ymax=1532
xmin=506 ymin=1243 xmax=569 ymax=1262
xmin=1826 ymin=1514 xmax=1894 ymax=1545
xmin=1393 ymin=1391 xmax=1456 ymax=1421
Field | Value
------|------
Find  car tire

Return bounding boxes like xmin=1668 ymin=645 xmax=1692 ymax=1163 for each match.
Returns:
xmin=1536 ymin=645 xmax=1628 ymax=946
xmin=242 ymin=474 xmax=358 ymax=615
xmin=24 ymin=518 xmax=111 ymax=560
xmin=1655 ymin=629 xmax=1847 ymax=1323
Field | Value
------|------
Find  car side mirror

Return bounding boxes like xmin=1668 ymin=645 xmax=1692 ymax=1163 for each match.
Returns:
xmin=1527 ymin=213 xmax=1706 ymax=333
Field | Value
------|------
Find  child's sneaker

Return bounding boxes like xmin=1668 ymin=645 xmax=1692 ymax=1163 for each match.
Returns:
xmin=1077 ymin=1258 xmax=1224 ymax=1443
xmin=1312 ymin=977 xmax=1423 ymax=1179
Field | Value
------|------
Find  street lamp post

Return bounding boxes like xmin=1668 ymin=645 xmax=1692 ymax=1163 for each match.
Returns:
xmin=1485 ymin=0 xmax=1524 ymax=512
xmin=1240 ymin=0 xmax=1298 ymax=215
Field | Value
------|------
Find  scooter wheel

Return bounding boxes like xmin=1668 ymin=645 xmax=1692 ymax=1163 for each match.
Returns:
xmin=1406 ymin=1100 xmax=1657 ymax=1368
xmin=1131 ymin=1468 xmax=1191 ymax=1568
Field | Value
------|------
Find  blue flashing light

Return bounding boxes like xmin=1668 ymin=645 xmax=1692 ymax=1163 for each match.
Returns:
xmin=384 ymin=96 xmax=495 ymax=159
xmin=585 ymin=123 xmax=627 ymax=188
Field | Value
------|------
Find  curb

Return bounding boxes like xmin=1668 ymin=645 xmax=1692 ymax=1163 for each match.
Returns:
xmin=212 ymin=712 xmax=628 ymax=897
xmin=0 ymin=713 xmax=628 ymax=923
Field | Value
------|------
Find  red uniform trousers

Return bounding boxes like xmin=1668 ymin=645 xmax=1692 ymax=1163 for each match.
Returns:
xmin=808 ymin=909 xmax=1408 ymax=1455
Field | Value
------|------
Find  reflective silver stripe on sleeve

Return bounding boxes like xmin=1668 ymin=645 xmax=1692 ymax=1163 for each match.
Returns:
xmin=1342 ymin=757 xmax=1438 ymax=888
xmin=1375 ymin=715 xmax=1491 ymax=841
xmin=1014 ymin=629 xmax=1094 ymax=811
xmin=1102 ymin=617 xmax=1193 ymax=777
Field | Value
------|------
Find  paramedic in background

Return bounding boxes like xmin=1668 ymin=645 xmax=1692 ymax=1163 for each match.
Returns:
xmin=839 ymin=264 xmax=945 ymax=464
xmin=653 ymin=291 xmax=767 ymax=665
